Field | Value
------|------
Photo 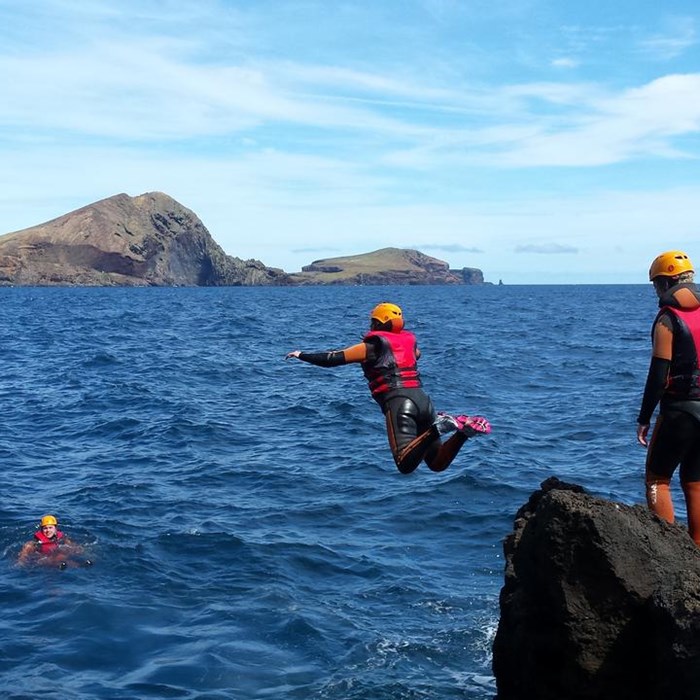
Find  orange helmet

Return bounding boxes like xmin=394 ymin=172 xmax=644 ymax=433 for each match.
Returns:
xmin=649 ymin=250 xmax=694 ymax=281
xmin=370 ymin=302 xmax=404 ymax=332
xmin=40 ymin=514 xmax=57 ymax=527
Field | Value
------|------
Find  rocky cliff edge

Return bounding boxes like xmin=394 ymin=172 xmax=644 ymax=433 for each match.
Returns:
xmin=493 ymin=477 xmax=700 ymax=700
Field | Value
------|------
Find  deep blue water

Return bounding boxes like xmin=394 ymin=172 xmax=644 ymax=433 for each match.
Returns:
xmin=1 ymin=284 xmax=655 ymax=699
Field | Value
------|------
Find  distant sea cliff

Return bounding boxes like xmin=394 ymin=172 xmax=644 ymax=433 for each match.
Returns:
xmin=0 ymin=192 xmax=487 ymax=287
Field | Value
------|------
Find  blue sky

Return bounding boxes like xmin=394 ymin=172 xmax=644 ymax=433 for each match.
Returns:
xmin=1 ymin=0 xmax=699 ymax=283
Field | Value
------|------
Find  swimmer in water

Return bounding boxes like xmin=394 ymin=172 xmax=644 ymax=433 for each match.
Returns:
xmin=17 ymin=514 xmax=92 ymax=569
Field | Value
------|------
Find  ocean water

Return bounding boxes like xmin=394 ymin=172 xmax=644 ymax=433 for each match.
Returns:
xmin=1 ymin=283 xmax=655 ymax=699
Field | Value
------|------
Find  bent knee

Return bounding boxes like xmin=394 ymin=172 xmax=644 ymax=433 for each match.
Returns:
xmin=396 ymin=461 xmax=418 ymax=475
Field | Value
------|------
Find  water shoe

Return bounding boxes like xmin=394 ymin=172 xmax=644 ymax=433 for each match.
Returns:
xmin=454 ymin=415 xmax=491 ymax=437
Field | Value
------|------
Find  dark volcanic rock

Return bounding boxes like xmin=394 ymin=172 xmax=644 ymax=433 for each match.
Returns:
xmin=460 ymin=267 xmax=484 ymax=284
xmin=493 ymin=477 xmax=700 ymax=700
xmin=0 ymin=192 xmax=290 ymax=287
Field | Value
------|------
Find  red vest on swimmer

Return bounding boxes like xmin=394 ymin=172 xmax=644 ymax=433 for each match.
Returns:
xmin=362 ymin=330 xmax=422 ymax=397
xmin=655 ymin=306 xmax=700 ymax=399
xmin=33 ymin=530 xmax=64 ymax=554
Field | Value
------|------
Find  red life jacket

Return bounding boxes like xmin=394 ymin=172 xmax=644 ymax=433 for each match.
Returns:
xmin=34 ymin=529 xmax=65 ymax=555
xmin=655 ymin=305 xmax=700 ymax=399
xmin=362 ymin=330 xmax=422 ymax=397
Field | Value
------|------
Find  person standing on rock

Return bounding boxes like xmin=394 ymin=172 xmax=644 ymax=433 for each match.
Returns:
xmin=638 ymin=250 xmax=700 ymax=545
xmin=285 ymin=302 xmax=490 ymax=474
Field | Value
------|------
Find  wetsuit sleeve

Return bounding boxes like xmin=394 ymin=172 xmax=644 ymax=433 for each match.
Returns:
xmin=637 ymin=356 xmax=671 ymax=424
xmin=638 ymin=313 xmax=674 ymax=424
xmin=298 ymin=342 xmax=369 ymax=367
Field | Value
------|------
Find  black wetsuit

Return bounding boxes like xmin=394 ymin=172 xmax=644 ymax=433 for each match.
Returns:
xmin=640 ymin=283 xmax=700 ymax=482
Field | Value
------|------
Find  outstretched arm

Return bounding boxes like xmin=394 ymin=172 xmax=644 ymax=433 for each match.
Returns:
xmin=285 ymin=342 xmax=368 ymax=367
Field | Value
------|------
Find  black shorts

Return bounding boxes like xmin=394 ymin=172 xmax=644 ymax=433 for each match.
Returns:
xmin=647 ymin=408 xmax=700 ymax=482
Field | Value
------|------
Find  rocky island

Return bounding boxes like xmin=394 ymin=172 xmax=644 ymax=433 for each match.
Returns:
xmin=289 ymin=248 xmax=484 ymax=285
xmin=0 ymin=192 xmax=289 ymax=286
xmin=0 ymin=192 xmax=487 ymax=287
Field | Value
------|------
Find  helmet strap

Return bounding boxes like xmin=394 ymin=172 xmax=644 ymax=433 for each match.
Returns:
xmin=654 ymin=276 xmax=681 ymax=299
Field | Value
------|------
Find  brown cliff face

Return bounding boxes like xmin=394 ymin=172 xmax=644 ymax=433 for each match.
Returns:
xmin=0 ymin=192 xmax=290 ymax=287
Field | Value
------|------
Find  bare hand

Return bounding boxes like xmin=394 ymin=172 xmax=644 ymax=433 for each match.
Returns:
xmin=285 ymin=350 xmax=301 ymax=360
xmin=637 ymin=423 xmax=650 ymax=447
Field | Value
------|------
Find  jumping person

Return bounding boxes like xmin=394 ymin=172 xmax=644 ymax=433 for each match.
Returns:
xmin=638 ymin=250 xmax=700 ymax=545
xmin=286 ymin=302 xmax=490 ymax=474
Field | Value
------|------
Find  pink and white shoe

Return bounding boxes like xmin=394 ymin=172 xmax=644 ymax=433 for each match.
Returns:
xmin=454 ymin=415 xmax=491 ymax=437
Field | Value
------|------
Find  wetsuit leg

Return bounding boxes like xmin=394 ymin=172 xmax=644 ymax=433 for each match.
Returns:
xmin=383 ymin=391 xmax=470 ymax=474
xmin=676 ymin=412 xmax=700 ymax=545
xmin=647 ymin=410 xmax=700 ymax=539
xmin=682 ymin=482 xmax=700 ymax=545
xmin=417 ymin=395 xmax=471 ymax=472
xmin=384 ymin=396 xmax=440 ymax=474
xmin=645 ymin=413 xmax=678 ymax=523
xmin=424 ymin=432 xmax=469 ymax=473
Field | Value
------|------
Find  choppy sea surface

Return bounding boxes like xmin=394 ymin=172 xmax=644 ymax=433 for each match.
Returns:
xmin=1 ymin=284 xmax=655 ymax=699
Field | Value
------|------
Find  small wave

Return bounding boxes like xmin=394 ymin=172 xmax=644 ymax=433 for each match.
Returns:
xmin=81 ymin=351 xmax=121 ymax=367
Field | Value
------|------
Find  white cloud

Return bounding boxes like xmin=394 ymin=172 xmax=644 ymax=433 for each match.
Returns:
xmin=0 ymin=41 xmax=434 ymax=141
xmin=417 ymin=244 xmax=484 ymax=254
xmin=2 ymin=8 xmax=699 ymax=173
xmin=639 ymin=16 xmax=697 ymax=60
xmin=474 ymin=73 xmax=700 ymax=167
xmin=551 ymin=57 xmax=580 ymax=69
xmin=515 ymin=243 xmax=578 ymax=254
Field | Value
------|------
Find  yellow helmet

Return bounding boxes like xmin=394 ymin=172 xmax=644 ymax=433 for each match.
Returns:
xmin=370 ymin=302 xmax=404 ymax=332
xmin=649 ymin=250 xmax=694 ymax=281
xmin=40 ymin=514 xmax=57 ymax=527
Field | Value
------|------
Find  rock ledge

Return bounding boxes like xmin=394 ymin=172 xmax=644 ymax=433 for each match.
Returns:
xmin=493 ymin=477 xmax=700 ymax=700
